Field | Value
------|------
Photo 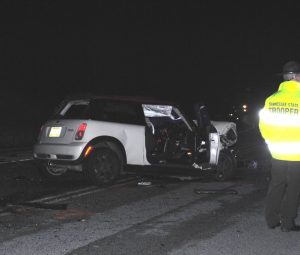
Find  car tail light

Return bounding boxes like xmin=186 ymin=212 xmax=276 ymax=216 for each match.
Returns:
xmin=75 ymin=123 xmax=87 ymax=140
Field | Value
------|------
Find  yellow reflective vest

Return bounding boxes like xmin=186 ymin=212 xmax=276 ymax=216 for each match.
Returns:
xmin=259 ymin=80 xmax=300 ymax=161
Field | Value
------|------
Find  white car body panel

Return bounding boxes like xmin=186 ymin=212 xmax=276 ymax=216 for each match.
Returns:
xmin=36 ymin=119 xmax=150 ymax=165
xmin=84 ymin=120 xmax=149 ymax=165
xmin=211 ymin=121 xmax=237 ymax=138
xmin=209 ymin=132 xmax=220 ymax=164
xmin=211 ymin=121 xmax=237 ymax=149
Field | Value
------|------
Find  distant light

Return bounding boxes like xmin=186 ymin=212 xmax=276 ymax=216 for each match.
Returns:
xmin=242 ymin=104 xmax=247 ymax=109
xmin=229 ymin=113 xmax=233 ymax=116
xmin=243 ymin=109 xmax=247 ymax=112
xmin=236 ymin=117 xmax=239 ymax=120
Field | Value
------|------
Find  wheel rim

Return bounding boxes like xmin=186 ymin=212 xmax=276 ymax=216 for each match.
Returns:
xmin=91 ymin=151 xmax=116 ymax=183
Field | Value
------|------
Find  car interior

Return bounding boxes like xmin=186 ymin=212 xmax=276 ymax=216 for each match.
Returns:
xmin=143 ymin=104 xmax=203 ymax=165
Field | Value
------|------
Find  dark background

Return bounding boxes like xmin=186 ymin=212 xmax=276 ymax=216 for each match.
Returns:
xmin=1 ymin=1 xmax=300 ymax=129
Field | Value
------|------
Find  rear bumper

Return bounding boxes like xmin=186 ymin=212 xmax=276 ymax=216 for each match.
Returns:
xmin=33 ymin=142 xmax=87 ymax=161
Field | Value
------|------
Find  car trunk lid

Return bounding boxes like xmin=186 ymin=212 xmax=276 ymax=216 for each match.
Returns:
xmin=39 ymin=120 xmax=87 ymax=144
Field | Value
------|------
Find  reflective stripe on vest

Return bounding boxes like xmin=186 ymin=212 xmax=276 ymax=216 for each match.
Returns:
xmin=266 ymin=141 xmax=300 ymax=155
xmin=259 ymin=109 xmax=300 ymax=126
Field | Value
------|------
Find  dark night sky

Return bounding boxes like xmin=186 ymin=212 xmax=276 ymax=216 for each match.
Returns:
xmin=1 ymin=1 xmax=300 ymax=125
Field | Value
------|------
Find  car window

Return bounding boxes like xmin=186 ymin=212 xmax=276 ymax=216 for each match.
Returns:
xmin=63 ymin=104 xmax=90 ymax=119
xmin=90 ymin=100 xmax=144 ymax=125
xmin=54 ymin=101 xmax=90 ymax=119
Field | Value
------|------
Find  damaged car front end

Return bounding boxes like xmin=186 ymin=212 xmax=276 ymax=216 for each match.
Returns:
xmin=211 ymin=121 xmax=238 ymax=181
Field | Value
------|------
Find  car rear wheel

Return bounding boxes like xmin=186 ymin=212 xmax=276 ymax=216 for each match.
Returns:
xmin=215 ymin=150 xmax=236 ymax=181
xmin=85 ymin=147 xmax=121 ymax=186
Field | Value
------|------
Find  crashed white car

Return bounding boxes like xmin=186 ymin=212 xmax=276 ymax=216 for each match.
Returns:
xmin=211 ymin=121 xmax=237 ymax=149
xmin=33 ymin=96 xmax=238 ymax=185
xmin=211 ymin=121 xmax=237 ymax=179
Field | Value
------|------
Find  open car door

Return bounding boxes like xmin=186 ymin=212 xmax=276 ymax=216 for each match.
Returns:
xmin=194 ymin=104 xmax=220 ymax=165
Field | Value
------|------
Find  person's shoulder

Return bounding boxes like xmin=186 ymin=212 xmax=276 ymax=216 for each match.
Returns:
xmin=266 ymin=91 xmax=279 ymax=100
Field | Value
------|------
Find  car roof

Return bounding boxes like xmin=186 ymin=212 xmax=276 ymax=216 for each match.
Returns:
xmin=64 ymin=94 xmax=176 ymax=106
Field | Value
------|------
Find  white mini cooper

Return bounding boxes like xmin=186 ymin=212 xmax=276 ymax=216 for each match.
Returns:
xmin=34 ymin=96 xmax=237 ymax=185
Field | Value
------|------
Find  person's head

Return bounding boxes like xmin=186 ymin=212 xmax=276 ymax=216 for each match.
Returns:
xmin=282 ymin=61 xmax=300 ymax=81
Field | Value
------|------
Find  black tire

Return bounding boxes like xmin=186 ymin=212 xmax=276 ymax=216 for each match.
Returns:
xmin=37 ymin=160 xmax=67 ymax=180
xmin=85 ymin=147 xmax=121 ymax=186
xmin=215 ymin=150 xmax=236 ymax=181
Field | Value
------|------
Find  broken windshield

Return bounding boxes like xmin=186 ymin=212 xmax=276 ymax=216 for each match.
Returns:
xmin=142 ymin=104 xmax=181 ymax=120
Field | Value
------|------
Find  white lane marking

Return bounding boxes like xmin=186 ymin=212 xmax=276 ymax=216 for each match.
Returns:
xmin=0 ymin=158 xmax=33 ymax=165
xmin=39 ymin=177 xmax=136 ymax=204
xmin=0 ymin=177 xmax=136 ymax=216
xmin=0 ymin=182 xmax=237 ymax=255
xmin=0 ymin=187 xmax=100 ymax=215
xmin=0 ymin=177 xmax=136 ymax=208
xmin=28 ymin=186 xmax=101 ymax=203
xmin=16 ymin=159 xmax=33 ymax=162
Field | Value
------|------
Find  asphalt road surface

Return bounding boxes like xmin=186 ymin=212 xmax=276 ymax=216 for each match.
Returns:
xmin=0 ymin=130 xmax=300 ymax=255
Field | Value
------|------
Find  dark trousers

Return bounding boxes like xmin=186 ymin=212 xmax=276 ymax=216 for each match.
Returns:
xmin=265 ymin=158 xmax=300 ymax=228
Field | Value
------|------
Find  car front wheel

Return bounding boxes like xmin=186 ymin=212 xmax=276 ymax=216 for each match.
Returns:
xmin=215 ymin=150 xmax=236 ymax=181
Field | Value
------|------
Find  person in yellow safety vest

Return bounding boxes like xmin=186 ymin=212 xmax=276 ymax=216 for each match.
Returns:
xmin=259 ymin=61 xmax=300 ymax=232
